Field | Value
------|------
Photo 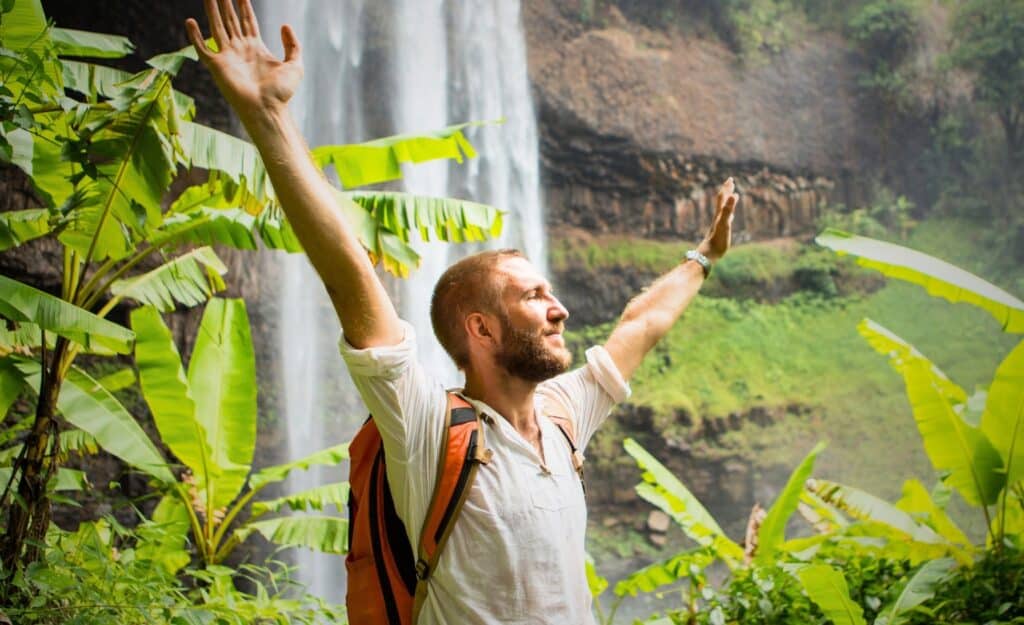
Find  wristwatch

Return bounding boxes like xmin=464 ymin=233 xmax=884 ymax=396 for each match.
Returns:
xmin=684 ymin=249 xmax=712 ymax=278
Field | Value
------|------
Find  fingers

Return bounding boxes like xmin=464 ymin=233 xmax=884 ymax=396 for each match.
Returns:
xmin=218 ymin=0 xmax=244 ymax=38
xmin=281 ymin=24 xmax=302 ymax=64
xmin=237 ymin=0 xmax=261 ymax=38
xmin=202 ymin=0 xmax=229 ymax=48
xmin=185 ymin=18 xmax=213 ymax=61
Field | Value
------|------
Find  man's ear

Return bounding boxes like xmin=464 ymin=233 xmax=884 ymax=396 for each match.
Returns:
xmin=465 ymin=312 xmax=498 ymax=343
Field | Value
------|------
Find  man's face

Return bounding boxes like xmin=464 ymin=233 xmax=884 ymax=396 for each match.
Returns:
xmin=492 ymin=257 xmax=572 ymax=382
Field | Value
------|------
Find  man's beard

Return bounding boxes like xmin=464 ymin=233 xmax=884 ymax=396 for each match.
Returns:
xmin=495 ymin=316 xmax=572 ymax=383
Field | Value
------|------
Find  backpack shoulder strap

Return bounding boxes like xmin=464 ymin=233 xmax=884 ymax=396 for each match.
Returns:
xmin=544 ymin=401 xmax=586 ymax=481
xmin=411 ymin=392 xmax=490 ymax=623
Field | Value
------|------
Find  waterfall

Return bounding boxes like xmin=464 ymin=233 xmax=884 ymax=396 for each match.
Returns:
xmin=255 ymin=0 xmax=545 ymax=602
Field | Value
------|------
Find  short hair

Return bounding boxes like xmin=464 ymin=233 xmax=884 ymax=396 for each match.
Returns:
xmin=430 ymin=249 xmax=523 ymax=369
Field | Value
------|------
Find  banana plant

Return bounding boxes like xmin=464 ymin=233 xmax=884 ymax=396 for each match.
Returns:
xmin=817 ymin=229 xmax=1024 ymax=549
xmin=0 ymin=0 xmax=502 ymax=576
xmin=132 ymin=300 xmax=351 ymax=567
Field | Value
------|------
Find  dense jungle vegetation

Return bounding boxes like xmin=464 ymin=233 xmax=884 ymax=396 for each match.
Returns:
xmin=2 ymin=0 xmax=1023 ymax=623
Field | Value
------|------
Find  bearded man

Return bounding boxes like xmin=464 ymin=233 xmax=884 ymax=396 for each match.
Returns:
xmin=186 ymin=1 xmax=738 ymax=623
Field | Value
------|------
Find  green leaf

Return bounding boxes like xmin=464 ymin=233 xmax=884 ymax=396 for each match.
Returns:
xmin=0 ymin=466 xmax=86 ymax=491
xmin=0 ymin=0 xmax=48 ymax=51
xmin=980 ymin=338 xmax=1024 ymax=488
xmin=145 ymin=44 xmax=198 ymax=77
xmin=0 ymin=274 xmax=134 ymax=354
xmin=808 ymin=479 xmax=944 ymax=544
xmin=236 ymin=516 xmax=348 ymax=554
xmin=313 ymin=120 xmax=494 ymax=189
xmin=186 ymin=299 xmax=257 ymax=511
xmin=249 ymin=443 xmax=349 ymax=491
xmin=110 ymin=246 xmax=227 ymax=311
xmin=51 ymin=28 xmax=133 ymax=59
xmin=252 ymin=481 xmax=350 ymax=517
xmin=59 ymin=428 xmax=98 ymax=455
xmin=795 ymin=564 xmax=867 ymax=625
xmin=0 ymin=208 xmax=53 ymax=250
xmin=859 ymin=318 xmax=1005 ymax=506
xmin=178 ymin=121 xmax=271 ymax=199
xmin=623 ymin=437 xmax=744 ymax=565
xmin=95 ymin=367 xmax=135 ymax=393
xmin=585 ymin=553 xmax=608 ymax=598
xmin=132 ymin=306 xmax=213 ymax=488
xmin=136 ymin=494 xmax=191 ymax=575
xmin=344 ymin=191 xmax=504 ymax=243
xmin=0 ymin=356 xmax=25 ymax=416
xmin=816 ymin=229 xmax=1024 ymax=333
xmin=154 ymin=206 xmax=302 ymax=253
xmin=895 ymin=479 xmax=970 ymax=547
xmin=14 ymin=358 xmax=172 ymax=482
xmin=757 ymin=441 xmax=827 ymax=561
xmin=877 ymin=558 xmax=957 ymax=625
xmin=613 ymin=548 xmax=715 ymax=597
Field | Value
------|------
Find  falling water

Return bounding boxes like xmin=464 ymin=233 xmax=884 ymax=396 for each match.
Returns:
xmin=255 ymin=1 xmax=545 ymax=601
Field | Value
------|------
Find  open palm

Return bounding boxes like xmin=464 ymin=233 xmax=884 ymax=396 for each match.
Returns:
xmin=185 ymin=0 xmax=303 ymax=121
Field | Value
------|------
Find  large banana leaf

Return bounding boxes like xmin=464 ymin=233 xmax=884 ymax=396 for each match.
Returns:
xmin=0 ymin=357 xmax=24 ymax=417
xmin=0 ymin=274 xmax=133 ymax=354
xmin=7 ymin=127 xmax=79 ymax=220
xmin=50 ymin=28 xmax=132 ymax=59
xmin=154 ymin=207 xmax=302 ymax=253
xmin=131 ymin=306 xmax=212 ymax=488
xmin=756 ymin=441 xmax=827 ymax=561
xmin=875 ymin=558 xmax=956 ymax=625
xmin=0 ymin=0 xmax=48 ymax=50
xmin=623 ymin=438 xmax=744 ymax=565
xmin=251 ymin=481 xmax=350 ymax=517
xmin=613 ymin=548 xmax=715 ymax=597
xmin=178 ymin=121 xmax=272 ymax=199
xmin=61 ymin=60 xmax=195 ymax=116
xmin=236 ymin=516 xmax=348 ymax=555
xmin=14 ymin=358 xmax=172 ymax=482
xmin=860 ymin=318 xmax=1005 ymax=506
xmin=313 ymin=120 xmax=491 ymax=189
xmin=980 ymin=338 xmax=1024 ymax=487
xmin=895 ymin=479 xmax=970 ymax=547
xmin=186 ymin=299 xmax=257 ymax=511
xmin=808 ymin=479 xmax=943 ymax=544
xmin=794 ymin=564 xmax=867 ymax=625
xmin=110 ymin=246 xmax=227 ymax=312
xmin=345 ymin=191 xmax=504 ymax=244
xmin=816 ymin=229 xmax=1024 ymax=333
xmin=0 ymin=208 xmax=53 ymax=251
xmin=248 ymin=443 xmax=350 ymax=491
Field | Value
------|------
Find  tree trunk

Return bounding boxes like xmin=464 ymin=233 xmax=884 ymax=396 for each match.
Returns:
xmin=0 ymin=337 xmax=68 ymax=596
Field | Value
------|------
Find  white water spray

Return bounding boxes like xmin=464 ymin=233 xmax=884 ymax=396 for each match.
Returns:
xmin=256 ymin=1 xmax=545 ymax=602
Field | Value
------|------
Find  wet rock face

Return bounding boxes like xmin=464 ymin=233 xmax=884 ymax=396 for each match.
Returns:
xmin=522 ymin=0 xmax=875 ymax=241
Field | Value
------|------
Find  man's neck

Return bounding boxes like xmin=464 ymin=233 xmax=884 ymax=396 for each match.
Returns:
xmin=463 ymin=369 xmax=539 ymax=438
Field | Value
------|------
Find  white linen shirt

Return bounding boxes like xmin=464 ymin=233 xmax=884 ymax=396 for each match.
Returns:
xmin=339 ymin=321 xmax=630 ymax=625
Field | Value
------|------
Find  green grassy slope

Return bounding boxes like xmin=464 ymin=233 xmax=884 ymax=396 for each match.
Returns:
xmin=566 ymin=217 xmax=1021 ymax=504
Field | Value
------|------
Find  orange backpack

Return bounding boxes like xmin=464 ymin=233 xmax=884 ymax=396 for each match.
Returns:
xmin=345 ymin=392 xmax=584 ymax=625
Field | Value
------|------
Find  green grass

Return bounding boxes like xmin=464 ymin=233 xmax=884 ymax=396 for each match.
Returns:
xmin=568 ymin=217 xmax=1022 ymax=504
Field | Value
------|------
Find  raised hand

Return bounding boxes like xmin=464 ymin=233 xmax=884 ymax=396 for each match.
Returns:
xmin=698 ymin=177 xmax=739 ymax=261
xmin=185 ymin=0 xmax=303 ymax=126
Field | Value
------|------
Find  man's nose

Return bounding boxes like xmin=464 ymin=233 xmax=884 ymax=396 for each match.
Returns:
xmin=549 ymin=296 xmax=569 ymax=322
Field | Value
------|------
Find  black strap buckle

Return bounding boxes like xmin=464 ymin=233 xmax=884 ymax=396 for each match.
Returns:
xmin=415 ymin=558 xmax=430 ymax=581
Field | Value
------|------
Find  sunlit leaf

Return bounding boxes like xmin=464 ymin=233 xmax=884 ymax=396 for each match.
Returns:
xmin=757 ymin=441 xmax=827 ymax=561
xmin=186 ymin=299 xmax=257 ymax=511
xmin=859 ymin=318 xmax=1005 ymax=506
xmin=236 ymin=516 xmax=348 ymax=555
xmin=808 ymin=479 xmax=943 ymax=544
xmin=252 ymin=481 xmax=350 ymax=517
xmin=817 ymin=229 xmax=1024 ymax=333
xmin=0 ymin=274 xmax=133 ymax=354
xmin=51 ymin=28 xmax=132 ymax=59
xmin=794 ymin=564 xmax=866 ymax=625
xmin=624 ymin=437 xmax=744 ymax=566
xmin=585 ymin=553 xmax=608 ymax=598
xmin=344 ymin=191 xmax=504 ymax=244
xmin=14 ymin=358 xmax=171 ymax=482
xmin=136 ymin=494 xmax=191 ymax=575
xmin=95 ymin=367 xmax=135 ymax=393
xmin=613 ymin=548 xmax=714 ymax=597
xmin=249 ymin=443 xmax=350 ymax=491
xmin=0 ymin=208 xmax=53 ymax=250
xmin=895 ymin=479 xmax=971 ymax=547
xmin=980 ymin=338 xmax=1024 ymax=487
xmin=110 ymin=246 xmax=227 ymax=311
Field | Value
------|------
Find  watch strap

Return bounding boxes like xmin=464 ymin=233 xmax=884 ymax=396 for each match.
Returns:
xmin=685 ymin=249 xmax=712 ymax=278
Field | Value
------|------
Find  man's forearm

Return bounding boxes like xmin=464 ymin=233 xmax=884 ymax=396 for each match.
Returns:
xmin=243 ymin=106 xmax=402 ymax=348
xmin=603 ymin=258 xmax=706 ymax=381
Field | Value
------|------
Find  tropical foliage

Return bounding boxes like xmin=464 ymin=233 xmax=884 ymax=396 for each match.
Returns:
xmin=0 ymin=0 xmax=502 ymax=615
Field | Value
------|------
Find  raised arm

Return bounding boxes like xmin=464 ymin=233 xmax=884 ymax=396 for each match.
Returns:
xmin=603 ymin=178 xmax=738 ymax=380
xmin=185 ymin=0 xmax=402 ymax=348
